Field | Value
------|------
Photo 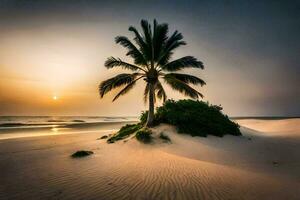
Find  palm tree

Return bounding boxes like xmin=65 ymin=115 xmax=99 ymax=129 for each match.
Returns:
xmin=99 ymin=19 xmax=205 ymax=127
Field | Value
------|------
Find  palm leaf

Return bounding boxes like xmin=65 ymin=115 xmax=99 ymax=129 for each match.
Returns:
xmin=161 ymin=56 xmax=204 ymax=71
xmin=128 ymin=26 xmax=149 ymax=60
xmin=140 ymin=19 xmax=153 ymax=62
xmin=141 ymin=19 xmax=152 ymax=47
xmin=99 ymin=73 xmax=140 ymax=97
xmin=115 ymin=36 xmax=147 ymax=66
xmin=157 ymin=30 xmax=186 ymax=65
xmin=105 ymin=57 xmax=145 ymax=72
xmin=164 ymin=73 xmax=206 ymax=86
xmin=112 ymin=76 xmax=143 ymax=101
xmin=164 ymin=76 xmax=203 ymax=99
xmin=152 ymin=19 xmax=169 ymax=61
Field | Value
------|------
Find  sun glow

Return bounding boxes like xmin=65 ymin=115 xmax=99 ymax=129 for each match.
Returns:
xmin=53 ymin=96 xmax=58 ymax=100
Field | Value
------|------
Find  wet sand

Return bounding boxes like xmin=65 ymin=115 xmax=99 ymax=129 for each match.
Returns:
xmin=0 ymin=119 xmax=299 ymax=200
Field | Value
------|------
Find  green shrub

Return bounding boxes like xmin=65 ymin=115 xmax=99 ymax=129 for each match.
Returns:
xmin=107 ymin=123 xmax=142 ymax=143
xmin=139 ymin=111 xmax=148 ymax=124
xmin=136 ymin=128 xmax=152 ymax=143
xmin=159 ymin=132 xmax=171 ymax=143
xmin=141 ymin=99 xmax=241 ymax=137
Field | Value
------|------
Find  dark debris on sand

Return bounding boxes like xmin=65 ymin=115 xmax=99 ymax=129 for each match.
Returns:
xmin=71 ymin=150 xmax=94 ymax=158
xmin=97 ymin=135 xmax=108 ymax=140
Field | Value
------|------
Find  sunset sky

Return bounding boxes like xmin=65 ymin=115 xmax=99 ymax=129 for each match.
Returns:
xmin=0 ymin=0 xmax=299 ymax=116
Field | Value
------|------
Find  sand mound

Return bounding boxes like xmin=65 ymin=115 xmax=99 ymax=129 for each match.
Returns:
xmin=237 ymin=118 xmax=300 ymax=136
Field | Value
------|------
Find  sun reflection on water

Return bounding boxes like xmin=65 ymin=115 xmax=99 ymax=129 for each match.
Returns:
xmin=51 ymin=127 xmax=59 ymax=132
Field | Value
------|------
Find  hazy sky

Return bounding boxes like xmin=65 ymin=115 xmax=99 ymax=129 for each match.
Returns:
xmin=0 ymin=0 xmax=299 ymax=116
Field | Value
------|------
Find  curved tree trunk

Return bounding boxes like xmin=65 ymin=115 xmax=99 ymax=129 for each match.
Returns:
xmin=146 ymin=83 xmax=155 ymax=127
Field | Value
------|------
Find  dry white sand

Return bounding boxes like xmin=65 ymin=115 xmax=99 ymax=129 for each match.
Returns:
xmin=0 ymin=119 xmax=299 ymax=200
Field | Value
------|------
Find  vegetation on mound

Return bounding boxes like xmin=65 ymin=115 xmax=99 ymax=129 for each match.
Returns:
xmin=135 ymin=128 xmax=153 ymax=143
xmin=71 ymin=150 xmax=94 ymax=158
xmin=107 ymin=100 xmax=240 ymax=143
xmin=107 ymin=124 xmax=152 ymax=144
xmin=107 ymin=123 xmax=142 ymax=143
xmin=159 ymin=132 xmax=171 ymax=143
xmin=140 ymin=99 xmax=241 ymax=137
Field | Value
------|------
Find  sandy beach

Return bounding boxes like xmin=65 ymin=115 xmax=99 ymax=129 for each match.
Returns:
xmin=0 ymin=118 xmax=299 ymax=200
xmin=1 ymin=1 xmax=299 ymax=199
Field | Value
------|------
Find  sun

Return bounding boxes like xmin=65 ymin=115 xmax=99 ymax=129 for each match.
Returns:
xmin=53 ymin=96 xmax=58 ymax=100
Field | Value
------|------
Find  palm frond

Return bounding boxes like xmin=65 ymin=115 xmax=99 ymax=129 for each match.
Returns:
xmin=157 ymin=30 xmax=186 ymax=65
xmin=141 ymin=19 xmax=153 ymax=47
xmin=99 ymin=73 xmax=140 ymax=97
xmin=161 ymin=56 xmax=204 ymax=71
xmin=129 ymin=25 xmax=151 ymax=63
xmin=164 ymin=76 xmax=203 ymax=99
xmin=128 ymin=26 xmax=145 ymax=46
xmin=115 ymin=36 xmax=147 ymax=66
xmin=164 ymin=73 xmax=206 ymax=86
xmin=140 ymin=19 xmax=153 ymax=62
xmin=166 ymin=31 xmax=184 ymax=48
xmin=112 ymin=76 xmax=143 ymax=101
xmin=152 ymin=19 xmax=169 ymax=61
xmin=105 ymin=57 xmax=146 ymax=72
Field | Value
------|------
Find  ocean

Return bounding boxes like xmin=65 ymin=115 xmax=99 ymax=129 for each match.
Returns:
xmin=0 ymin=116 xmax=139 ymax=140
